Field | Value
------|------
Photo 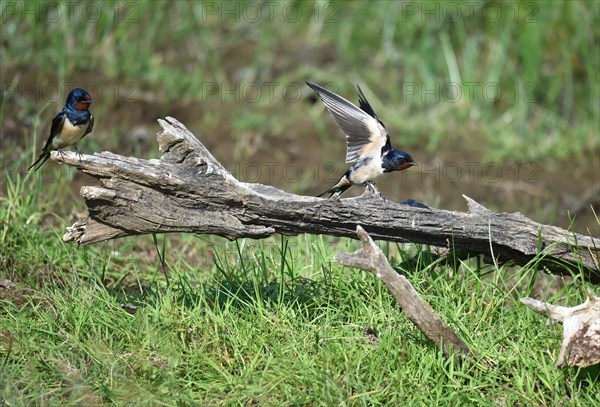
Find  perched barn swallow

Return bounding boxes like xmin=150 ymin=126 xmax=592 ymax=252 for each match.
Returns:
xmin=28 ymin=88 xmax=94 ymax=171
xmin=307 ymin=82 xmax=415 ymax=198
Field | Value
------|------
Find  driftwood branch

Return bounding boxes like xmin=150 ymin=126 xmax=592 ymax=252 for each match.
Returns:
xmin=338 ymin=226 xmax=476 ymax=359
xmin=58 ymin=117 xmax=600 ymax=282
xmin=520 ymin=293 xmax=600 ymax=368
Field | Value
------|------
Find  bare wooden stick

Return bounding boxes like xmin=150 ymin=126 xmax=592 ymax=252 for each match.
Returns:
xmin=520 ymin=293 xmax=600 ymax=368
xmin=57 ymin=117 xmax=600 ymax=282
xmin=337 ymin=226 xmax=476 ymax=359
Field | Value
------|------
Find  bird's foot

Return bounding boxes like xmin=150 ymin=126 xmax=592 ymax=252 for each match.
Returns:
xmin=329 ymin=190 xmax=343 ymax=201
xmin=73 ymin=145 xmax=83 ymax=162
xmin=363 ymin=182 xmax=385 ymax=200
xmin=55 ymin=149 xmax=67 ymax=161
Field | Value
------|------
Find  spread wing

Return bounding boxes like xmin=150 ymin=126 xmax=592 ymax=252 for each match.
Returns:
xmin=356 ymin=85 xmax=384 ymax=126
xmin=307 ymin=82 xmax=389 ymax=163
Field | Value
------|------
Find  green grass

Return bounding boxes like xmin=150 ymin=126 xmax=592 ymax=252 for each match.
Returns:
xmin=1 ymin=175 xmax=599 ymax=406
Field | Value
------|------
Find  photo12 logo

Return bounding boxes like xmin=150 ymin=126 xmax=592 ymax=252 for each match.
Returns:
xmin=199 ymin=81 xmax=339 ymax=103
xmin=1 ymin=82 xmax=140 ymax=104
xmin=199 ymin=1 xmax=339 ymax=23
xmin=402 ymin=161 xmax=539 ymax=184
xmin=400 ymin=82 xmax=538 ymax=104
xmin=1 ymin=1 xmax=139 ymax=24
xmin=401 ymin=1 xmax=538 ymax=23
xmin=227 ymin=161 xmax=341 ymax=184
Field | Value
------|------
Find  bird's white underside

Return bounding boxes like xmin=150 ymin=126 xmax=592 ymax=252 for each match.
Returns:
xmin=52 ymin=118 xmax=90 ymax=149
xmin=347 ymin=153 xmax=385 ymax=184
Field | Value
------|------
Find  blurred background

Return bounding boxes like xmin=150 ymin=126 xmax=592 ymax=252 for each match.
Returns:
xmin=1 ymin=0 xmax=598 ymax=235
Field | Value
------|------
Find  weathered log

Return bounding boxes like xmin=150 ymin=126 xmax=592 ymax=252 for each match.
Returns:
xmin=520 ymin=293 xmax=600 ymax=368
xmin=338 ymin=226 xmax=477 ymax=360
xmin=57 ymin=117 xmax=599 ymax=282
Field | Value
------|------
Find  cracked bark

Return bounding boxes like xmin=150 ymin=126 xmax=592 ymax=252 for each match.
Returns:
xmin=56 ymin=117 xmax=599 ymax=283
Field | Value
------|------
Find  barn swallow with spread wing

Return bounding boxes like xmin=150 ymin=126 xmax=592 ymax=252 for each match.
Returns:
xmin=28 ymin=88 xmax=94 ymax=171
xmin=307 ymin=82 xmax=415 ymax=198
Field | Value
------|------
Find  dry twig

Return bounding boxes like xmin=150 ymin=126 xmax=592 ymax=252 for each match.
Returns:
xmin=337 ymin=226 xmax=476 ymax=359
xmin=520 ymin=292 xmax=600 ymax=368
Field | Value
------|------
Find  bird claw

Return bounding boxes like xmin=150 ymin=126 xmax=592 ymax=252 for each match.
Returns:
xmin=329 ymin=191 xmax=343 ymax=200
xmin=54 ymin=149 xmax=68 ymax=163
xmin=362 ymin=182 xmax=385 ymax=200
xmin=73 ymin=145 xmax=84 ymax=162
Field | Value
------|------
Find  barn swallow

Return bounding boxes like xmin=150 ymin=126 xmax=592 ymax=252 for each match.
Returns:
xmin=307 ymin=82 xmax=415 ymax=198
xmin=28 ymin=88 xmax=94 ymax=171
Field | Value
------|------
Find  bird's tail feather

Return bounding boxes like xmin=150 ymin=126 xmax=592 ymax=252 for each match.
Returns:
xmin=317 ymin=176 xmax=352 ymax=198
xmin=317 ymin=188 xmax=334 ymax=198
xmin=27 ymin=151 xmax=50 ymax=172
